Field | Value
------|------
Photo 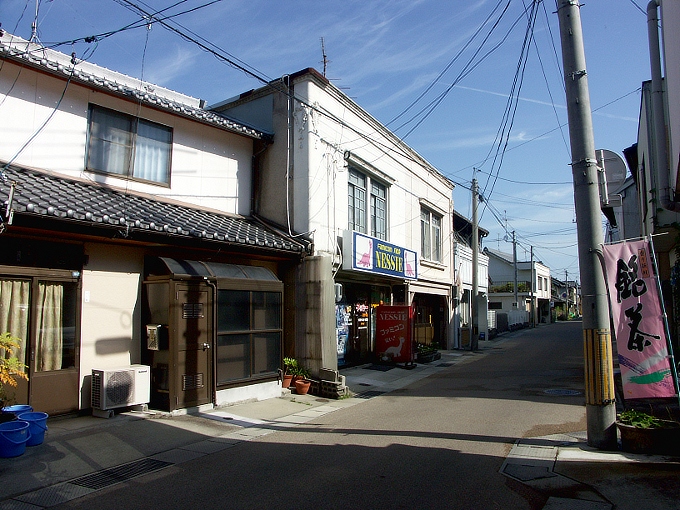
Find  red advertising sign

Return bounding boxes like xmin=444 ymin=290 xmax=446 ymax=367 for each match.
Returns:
xmin=375 ymin=305 xmax=414 ymax=363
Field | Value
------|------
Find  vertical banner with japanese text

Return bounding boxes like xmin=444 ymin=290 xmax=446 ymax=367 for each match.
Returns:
xmin=602 ymin=240 xmax=676 ymax=399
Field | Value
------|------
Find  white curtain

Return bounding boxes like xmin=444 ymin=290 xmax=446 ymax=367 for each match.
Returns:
xmin=36 ymin=282 xmax=64 ymax=372
xmin=0 ymin=280 xmax=30 ymax=371
xmin=89 ymin=108 xmax=132 ymax=175
xmin=134 ymin=119 xmax=171 ymax=183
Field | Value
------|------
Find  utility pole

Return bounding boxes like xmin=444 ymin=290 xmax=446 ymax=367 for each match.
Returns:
xmin=565 ymin=269 xmax=569 ymax=318
xmin=471 ymin=178 xmax=479 ymax=351
xmin=512 ymin=231 xmax=518 ymax=308
xmin=556 ymin=0 xmax=616 ymax=450
xmin=530 ymin=246 xmax=534 ymax=327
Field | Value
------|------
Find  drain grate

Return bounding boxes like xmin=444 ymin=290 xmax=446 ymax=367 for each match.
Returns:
xmin=543 ymin=388 xmax=581 ymax=396
xmin=70 ymin=458 xmax=173 ymax=490
xmin=437 ymin=362 xmax=453 ymax=367
xmin=355 ymin=390 xmax=386 ymax=399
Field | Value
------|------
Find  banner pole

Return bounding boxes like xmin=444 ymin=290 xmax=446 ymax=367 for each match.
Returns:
xmin=648 ymin=236 xmax=680 ymax=408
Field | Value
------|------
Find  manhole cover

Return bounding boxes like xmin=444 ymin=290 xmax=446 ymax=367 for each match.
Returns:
xmin=544 ymin=389 xmax=581 ymax=396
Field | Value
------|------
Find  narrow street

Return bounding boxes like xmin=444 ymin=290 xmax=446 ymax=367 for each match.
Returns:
xmin=57 ymin=322 xmax=587 ymax=510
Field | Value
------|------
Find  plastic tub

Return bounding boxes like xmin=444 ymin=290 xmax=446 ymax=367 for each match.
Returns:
xmin=2 ymin=405 xmax=33 ymax=415
xmin=0 ymin=420 xmax=31 ymax=457
xmin=18 ymin=412 xmax=48 ymax=446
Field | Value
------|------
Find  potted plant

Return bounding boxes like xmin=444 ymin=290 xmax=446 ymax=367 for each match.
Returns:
xmin=284 ymin=359 xmax=311 ymax=395
xmin=282 ymin=357 xmax=298 ymax=388
xmin=616 ymin=409 xmax=680 ymax=455
xmin=416 ymin=342 xmax=441 ymax=363
xmin=0 ymin=332 xmax=29 ymax=422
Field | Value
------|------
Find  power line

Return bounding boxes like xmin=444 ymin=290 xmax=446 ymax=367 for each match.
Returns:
xmin=387 ymin=0 xmax=512 ymax=132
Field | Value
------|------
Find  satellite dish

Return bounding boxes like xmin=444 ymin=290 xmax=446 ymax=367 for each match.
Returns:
xmin=596 ymin=149 xmax=627 ymax=207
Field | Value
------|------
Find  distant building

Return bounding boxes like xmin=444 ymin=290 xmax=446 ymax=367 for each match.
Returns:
xmin=484 ymin=247 xmax=551 ymax=326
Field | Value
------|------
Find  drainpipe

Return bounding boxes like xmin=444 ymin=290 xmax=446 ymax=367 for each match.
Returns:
xmin=647 ymin=0 xmax=677 ymax=210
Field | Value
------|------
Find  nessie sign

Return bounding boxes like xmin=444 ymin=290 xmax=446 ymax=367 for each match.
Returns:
xmin=375 ymin=305 xmax=414 ymax=363
xmin=343 ymin=231 xmax=417 ymax=280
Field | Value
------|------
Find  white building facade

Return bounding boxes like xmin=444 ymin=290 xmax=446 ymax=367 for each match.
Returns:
xmin=214 ymin=69 xmax=456 ymax=369
xmin=485 ymin=248 xmax=552 ymax=327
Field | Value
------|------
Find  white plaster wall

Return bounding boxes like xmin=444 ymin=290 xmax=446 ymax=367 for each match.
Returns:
xmin=291 ymin=77 xmax=454 ymax=286
xmin=79 ymin=243 xmax=144 ymax=409
xmin=0 ymin=60 xmax=252 ymax=215
xmin=455 ymin=244 xmax=488 ymax=291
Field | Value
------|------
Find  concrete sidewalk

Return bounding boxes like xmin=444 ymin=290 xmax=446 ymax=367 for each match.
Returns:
xmin=1 ymin=337 xmax=678 ymax=509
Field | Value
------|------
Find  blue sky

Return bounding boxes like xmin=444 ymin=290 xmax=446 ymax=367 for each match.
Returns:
xmin=1 ymin=0 xmax=651 ymax=280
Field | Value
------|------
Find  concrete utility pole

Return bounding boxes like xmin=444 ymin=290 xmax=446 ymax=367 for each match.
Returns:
xmin=512 ymin=231 xmax=518 ymax=308
xmin=556 ymin=0 xmax=616 ymax=450
xmin=471 ymin=178 xmax=479 ymax=351
xmin=565 ymin=269 xmax=569 ymax=317
xmin=530 ymin=246 xmax=534 ymax=327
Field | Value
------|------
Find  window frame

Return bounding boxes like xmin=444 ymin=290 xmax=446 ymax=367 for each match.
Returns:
xmin=215 ymin=288 xmax=283 ymax=387
xmin=348 ymin=165 xmax=389 ymax=240
xmin=420 ymin=207 xmax=443 ymax=263
xmin=86 ymin=104 xmax=173 ymax=186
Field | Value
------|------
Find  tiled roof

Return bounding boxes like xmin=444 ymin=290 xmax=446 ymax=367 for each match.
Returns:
xmin=0 ymin=33 xmax=269 ymax=140
xmin=0 ymin=164 xmax=306 ymax=255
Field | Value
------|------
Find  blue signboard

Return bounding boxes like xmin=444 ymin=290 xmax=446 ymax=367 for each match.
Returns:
xmin=343 ymin=231 xmax=417 ymax=280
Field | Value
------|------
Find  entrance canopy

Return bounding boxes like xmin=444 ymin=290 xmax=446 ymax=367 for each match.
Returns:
xmin=153 ymin=257 xmax=277 ymax=280
xmin=147 ymin=257 xmax=282 ymax=290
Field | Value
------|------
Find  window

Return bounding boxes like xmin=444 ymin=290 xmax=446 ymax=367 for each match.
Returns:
xmin=86 ymin=104 xmax=172 ymax=185
xmin=421 ymin=207 xmax=442 ymax=262
xmin=216 ymin=290 xmax=282 ymax=384
xmin=0 ymin=277 xmax=78 ymax=373
xmin=348 ymin=168 xmax=366 ymax=233
xmin=348 ymin=166 xmax=388 ymax=240
xmin=371 ymin=181 xmax=387 ymax=240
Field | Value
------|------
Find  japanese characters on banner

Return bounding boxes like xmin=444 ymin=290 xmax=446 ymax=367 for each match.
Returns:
xmin=602 ymin=240 xmax=676 ymax=399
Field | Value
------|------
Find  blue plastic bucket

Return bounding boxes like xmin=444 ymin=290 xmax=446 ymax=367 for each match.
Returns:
xmin=2 ymin=405 xmax=33 ymax=415
xmin=0 ymin=420 xmax=31 ymax=458
xmin=18 ymin=412 xmax=48 ymax=446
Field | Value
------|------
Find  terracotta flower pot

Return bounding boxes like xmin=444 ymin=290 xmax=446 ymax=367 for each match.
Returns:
xmin=294 ymin=379 xmax=311 ymax=395
xmin=282 ymin=374 xmax=293 ymax=388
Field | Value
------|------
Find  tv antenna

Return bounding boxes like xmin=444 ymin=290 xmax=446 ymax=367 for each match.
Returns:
xmin=30 ymin=0 xmax=41 ymax=43
xmin=320 ymin=37 xmax=329 ymax=77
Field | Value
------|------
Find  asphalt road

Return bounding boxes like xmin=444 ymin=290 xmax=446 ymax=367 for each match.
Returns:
xmin=56 ymin=321 xmax=588 ymax=510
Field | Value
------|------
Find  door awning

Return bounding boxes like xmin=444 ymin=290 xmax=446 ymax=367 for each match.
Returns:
xmin=149 ymin=257 xmax=281 ymax=285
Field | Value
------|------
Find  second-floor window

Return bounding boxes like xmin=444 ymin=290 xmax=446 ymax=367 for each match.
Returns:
xmin=348 ymin=167 xmax=388 ymax=240
xmin=86 ymin=104 xmax=172 ymax=185
xmin=421 ymin=207 xmax=442 ymax=262
xmin=371 ymin=180 xmax=386 ymax=239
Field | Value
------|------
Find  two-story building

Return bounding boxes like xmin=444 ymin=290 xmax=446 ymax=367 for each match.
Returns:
xmin=211 ymin=69 xmax=456 ymax=369
xmin=0 ymin=34 xmax=307 ymax=414
xmin=452 ymin=211 xmax=489 ymax=347
xmin=484 ymin=247 xmax=551 ymax=326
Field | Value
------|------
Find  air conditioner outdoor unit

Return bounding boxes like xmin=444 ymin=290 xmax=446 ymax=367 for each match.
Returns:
xmin=92 ymin=365 xmax=151 ymax=411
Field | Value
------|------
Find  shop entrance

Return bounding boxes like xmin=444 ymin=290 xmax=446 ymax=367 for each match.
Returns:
xmin=336 ymin=282 xmax=390 ymax=366
xmin=413 ymin=293 xmax=448 ymax=349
